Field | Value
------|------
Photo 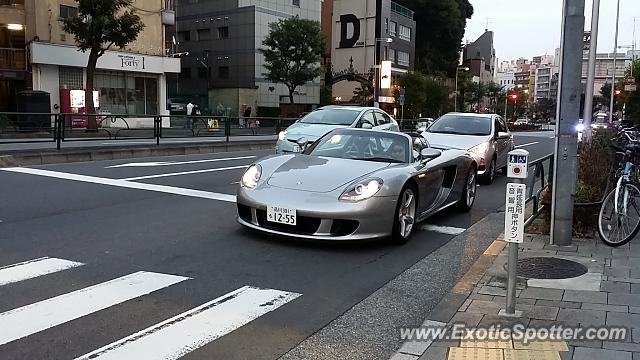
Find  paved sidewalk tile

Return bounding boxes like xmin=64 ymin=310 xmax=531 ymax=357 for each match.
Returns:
xmin=390 ymin=352 xmax=419 ymax=360
xmin=447 ymin=347 xmax=502 ymax=359
xmin=523 ymin=305 xmax=559 ymax=321
xmin=450 ymin=312 xmax=484 ymax=327
xmin=581 ymin=302 xmax=628 ymax=313
xmin=609 ymin=293 xmax=640 ymax=306
xmin=602 ymin=281 xmax=632 ymax=293
xmin=563 ymin=290 xmax=607 ymax=304
xmin=604 ymin=342 xmax=640 ymax=353
xmin=417 ymin=346 xmax=447 ymax=360
xmin=513 ymin=340 xmax=568 ymax=351
xmin=556 ymin=308 xmax=606 ymax=326
xmin=466 ymin=300 xmax=502 ymax=315
xmin=573 ymin=347 xmax=632 ymax=360
xmin=536 ymin=300 xmax=581 ymax=309
xmin=631 ymin=284 xmax=640 ymax=294
xmin=520 ymin=288 xmax=564 ymax=301
xmin=479 ymin=286 xmax=508 ymax=297
xmin=606 ymin=312 xmax=640 ymax=329
xmin=504 ymin=349 xmax=562 ymax=360
xmin=606 ymin=267 xmax=632 ymax=278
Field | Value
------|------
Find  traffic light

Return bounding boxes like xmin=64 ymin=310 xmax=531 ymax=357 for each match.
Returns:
xmin=614 ymin=89 xmax=622 ymax=96
xmin=510 ymin=94 xmax=518 ymax=101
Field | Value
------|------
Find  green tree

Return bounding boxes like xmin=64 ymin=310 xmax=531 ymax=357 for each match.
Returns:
xmin=533 ymin=98 xmax=557 ymax=121
xmin=464 ymin=82 xmax=486 ymax=112
xmin=485 ymin=82 xmax=504 ymax=113
xmin=625 ymin=60 xmax=640 ymax=122
xmin=351 ymin=84 xmax=373 ymax=105
xmin=396 ymin=71 xmax=449 ymax=118
xmin=62 ymin=0 xmax=144 ymax=128
xmin=261 ymin=16 xmax=324 ymax=104
xmin=393 ymin=0 xmax=473 ymax=76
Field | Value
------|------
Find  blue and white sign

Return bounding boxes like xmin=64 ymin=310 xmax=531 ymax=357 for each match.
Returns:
xmin=507 ymin=149 xmax=529 ymax=179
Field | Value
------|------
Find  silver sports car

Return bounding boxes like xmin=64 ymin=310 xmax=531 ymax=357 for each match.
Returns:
xmin=236 ymin=129 xmax=477 ymax=243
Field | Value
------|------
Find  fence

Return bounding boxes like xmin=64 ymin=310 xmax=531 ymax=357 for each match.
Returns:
xmin=0 ymin=112 xmax=298 ymax=150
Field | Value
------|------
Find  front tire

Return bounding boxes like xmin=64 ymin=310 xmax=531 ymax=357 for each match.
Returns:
xmin=390 ymin=185 xmax=418 ymax=245
xmin=479 ymin=158 xmax=495 ymax=184
xmin=457 ymin=167 xmax=477 ymax=212
xmin=598 ymin=182 xmax=640 ymax=247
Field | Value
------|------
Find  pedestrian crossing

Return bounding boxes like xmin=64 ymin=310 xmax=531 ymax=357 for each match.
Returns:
xmin=0 ymin=256 xmax=301 ymax=359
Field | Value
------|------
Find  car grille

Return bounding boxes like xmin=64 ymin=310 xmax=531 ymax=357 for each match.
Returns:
xmin=256 ymin=209 xmax=321 ymax=235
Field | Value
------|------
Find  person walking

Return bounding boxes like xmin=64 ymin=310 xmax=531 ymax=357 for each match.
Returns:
xmin=185 ymin=101 xmax=194 ymax=129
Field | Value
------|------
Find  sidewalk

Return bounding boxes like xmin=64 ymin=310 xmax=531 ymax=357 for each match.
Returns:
xmin=392 ymin=233 xmax=640 ymax=360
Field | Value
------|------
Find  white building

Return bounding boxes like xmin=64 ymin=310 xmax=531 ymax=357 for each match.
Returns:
xmin=496 ymin=72 xmax=515 ymax=91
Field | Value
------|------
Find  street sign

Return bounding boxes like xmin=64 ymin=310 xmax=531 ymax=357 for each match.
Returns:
xmin=505 ymin=183 xmax=526 ymax=243
xmin=625 ymin=76 xmax=636 ymax=85
xmin=507 ymin=149 xmax=529 ymax=179
xmin=626 ymin=85 xmax=637 ymax=92
xmin=583 ymin=31 xmax=591 ymax=51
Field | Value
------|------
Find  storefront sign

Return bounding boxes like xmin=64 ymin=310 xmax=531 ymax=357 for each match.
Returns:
xmin=380 ymin=61 xmax=392 ymax=89
xmin=119 ymin=55 xmax=145 ymax=70
xmin=70 ymin=90 xmax=100 ymax=108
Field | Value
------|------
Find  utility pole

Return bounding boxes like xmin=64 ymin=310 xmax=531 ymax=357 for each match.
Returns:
xmin=550 ymin=0 xmax=585 ymax=246
xmin=583 ymin=0 xmax=600 ymax=141
xmin=609 ymin=0 xmax=621 ymax=124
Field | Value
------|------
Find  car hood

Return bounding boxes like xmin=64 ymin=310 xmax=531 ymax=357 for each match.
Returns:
xmin=284 ymin=123 xmax=349 ymax=141
xmin=266 ymin=155 xmax=389 ymax=193
xmin=422 ymin=132 xmax=491 ymax=150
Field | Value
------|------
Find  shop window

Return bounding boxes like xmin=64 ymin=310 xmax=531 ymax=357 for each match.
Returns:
xmin=59 ymin=67 xmax=83 ymax=89
xmin=218 ymin=66 xmax=229 ymax=79
xmin=59 ymin=5 xmax=78 ymax=19
xmin=95 ymin=71 xmax=158 ymax=115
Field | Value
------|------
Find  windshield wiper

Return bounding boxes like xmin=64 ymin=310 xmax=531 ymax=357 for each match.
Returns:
xmin=352 ymin=157 xmax=404 ymax=163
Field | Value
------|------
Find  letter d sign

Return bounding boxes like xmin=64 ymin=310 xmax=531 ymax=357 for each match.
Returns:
xmin=339 ymin=14 xmax=360 ymax=48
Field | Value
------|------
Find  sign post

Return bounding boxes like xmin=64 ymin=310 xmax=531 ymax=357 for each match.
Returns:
xmin=499 ymin=149 xmax=529 ymax=317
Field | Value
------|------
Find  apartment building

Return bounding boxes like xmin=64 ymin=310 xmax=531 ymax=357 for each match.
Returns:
xmin=581 ymin=52 xmax=630 ymax=96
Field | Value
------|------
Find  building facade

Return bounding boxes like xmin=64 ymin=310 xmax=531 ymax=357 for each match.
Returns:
xmin=16 ymin=0 xmax=179 ymax=119
xmin=580 ymin=52 xmax=630 ymax=96
xmin=496 ymin=71 xmax=515 ymax=91
xmin=462 ymin=30 xmax=495 ymax=83
xmin=171 ymin=0 xmax=321 ymax=117
xmin=331 ymin=0 xmax=416 ymax=113
xmin=534 ymin=66 xmax=553 ymax=101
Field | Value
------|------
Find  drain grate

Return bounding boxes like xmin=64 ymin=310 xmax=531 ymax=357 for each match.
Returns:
xmin=516 ymin=257 xmax=588 ymax=279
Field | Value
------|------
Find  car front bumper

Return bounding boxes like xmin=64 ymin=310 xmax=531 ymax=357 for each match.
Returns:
xmin=236 ymin=186 xmax=397 ymax=240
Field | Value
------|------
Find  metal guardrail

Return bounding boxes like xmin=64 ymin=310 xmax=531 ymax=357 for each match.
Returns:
xmin=0 ymin=112 xmax=299 ymax=150
xmin=523 ymin=153 xmax=554 ymax=229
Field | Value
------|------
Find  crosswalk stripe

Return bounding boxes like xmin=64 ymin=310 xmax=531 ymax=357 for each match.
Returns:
xmin=419 ymin=224 xmax=467 ymax=235
xmin=0 ymin=257 xmax=84 ymax=286
xmin=75 ymin=286 xmax=301 ymax=360
xmin=0 ymin=271 xmax=189 ymax=346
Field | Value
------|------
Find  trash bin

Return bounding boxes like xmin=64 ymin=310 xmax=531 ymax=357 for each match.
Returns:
xmin=17 ymin=90 xmax=51 ymax=131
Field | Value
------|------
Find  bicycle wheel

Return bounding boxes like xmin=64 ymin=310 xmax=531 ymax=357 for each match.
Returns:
xmin=598 ymin=181 xmax=640 ymax=247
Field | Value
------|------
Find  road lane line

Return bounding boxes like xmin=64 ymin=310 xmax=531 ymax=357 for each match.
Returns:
xmin=1 ymin=168 xmax=237 ymax=203
xmin=0 ymin=257 xmax=84 ymax=286
xmin=515 ymin=142 xmax=540 ymax=148
xmin=107 ymin=156 xmax=256 ymax=168
xmin=74 ymin=286 xmax=301 ymax=360
xmin=122 ymin=165 xmax=249 ymax=181
xmin=0 ymin=271 xmax=189 ymax=346
xmin=419 ymin=224 xmax=467 ymax=235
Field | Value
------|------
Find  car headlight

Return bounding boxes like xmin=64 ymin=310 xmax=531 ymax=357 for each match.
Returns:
xmin=278 ymin=131 xmax=287 ymax=141
xmin=241 ymin=164 xmax=262 ymax=189
xmin=340 ymin=179 xmax=383 ymax=202
xmin=469 ymin=143 xmax=489 ymax=158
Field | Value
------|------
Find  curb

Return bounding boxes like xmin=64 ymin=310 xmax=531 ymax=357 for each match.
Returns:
xmin=0 ymin=140 xmax=275 ymax=167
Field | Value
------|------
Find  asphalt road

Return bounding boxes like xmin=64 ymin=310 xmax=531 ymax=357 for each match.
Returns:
xmin=0 ymin=133 xmax=554 ymax=360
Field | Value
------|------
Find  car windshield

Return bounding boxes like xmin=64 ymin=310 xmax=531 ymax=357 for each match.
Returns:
xmin=428 ymin=114 xmax=492 ymax=136
xmin=298 ymin=108 xmax=360 ymax=126
xmin=308 ymin=130 xmax=410 ymax=163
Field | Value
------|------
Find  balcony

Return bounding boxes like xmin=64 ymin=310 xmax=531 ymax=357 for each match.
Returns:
xmin=0 ymin=48 xmax=25 ymax=70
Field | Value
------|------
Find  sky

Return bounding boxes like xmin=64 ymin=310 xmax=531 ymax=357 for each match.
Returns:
xmin=464 ymin=0 xmax=640 ymax=62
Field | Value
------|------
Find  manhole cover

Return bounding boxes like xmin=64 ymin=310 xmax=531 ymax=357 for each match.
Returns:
xmin=515 ymin=257 xmax=588 ymax=279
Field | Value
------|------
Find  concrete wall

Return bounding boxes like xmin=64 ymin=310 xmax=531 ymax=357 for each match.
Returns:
xmin=31 ymin=63 xmax=60 ymax=111
xmin=26 ymin=0 xmax=165 ymax=55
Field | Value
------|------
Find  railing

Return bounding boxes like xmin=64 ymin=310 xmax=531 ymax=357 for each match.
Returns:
xmin=0 ymin=112 xmax=299 ymax=150
xmin=524 ymin=154 xmax=554 ymax=229
xmin=0 ymin=48 xmax=26 ymax=70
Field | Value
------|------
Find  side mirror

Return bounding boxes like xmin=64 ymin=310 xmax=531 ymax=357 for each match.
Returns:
xmin=361 ymin=122 xmax=374 ymax=130
xmin=497 ymin=131 xmax=510 ymax=139
xmin=420 ymin=148 xmax=441 ymax=161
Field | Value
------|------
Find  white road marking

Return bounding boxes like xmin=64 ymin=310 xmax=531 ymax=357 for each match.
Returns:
xmin=106 ymin=156 xmax=256 ymax=168
xmin=122 ymin=165 xmax=249 ymax=181
xmin=1 ymin=168 xmax=237 ymax=203
xmin=419 ymin=224 xmax=467 ymax=235
xmin=75 ymin=286 xmax=301 ymax=360
xmin=0 ymin=257 xmax=84 ymax=286
xmin=515 ymin=141 xmax=540 ymax=149
xmin=0 ymin=271 xmax=189 ymax=346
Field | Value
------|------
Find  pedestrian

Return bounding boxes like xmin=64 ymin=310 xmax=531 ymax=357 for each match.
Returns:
xmin=244 ymin=106 xmax=252 ymax=129
xmin=185 ymin=101 xmax=194 ymax=129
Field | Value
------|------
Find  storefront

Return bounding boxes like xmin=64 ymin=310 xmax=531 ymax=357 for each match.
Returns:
xmin=30 ymin=42 xmax=180 ymax=126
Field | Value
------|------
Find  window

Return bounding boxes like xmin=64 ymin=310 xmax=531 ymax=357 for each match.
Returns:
xmin=178 ymin=31 xmax=190 ymax=42
xmin=398 ymin=24 xmax=411 ymax=41
xmin=217 ymin=26 xmax=229 ymax=39
xmin=196 ymin=28 xmax=211 ymax=41
xmin=95 ymin=71 xmax=158 ymax=115
xmin=374 ymin=111 xmax=391 ymax=126
xmin=59 ymin=5 xmax=77 ymax=19
xmin=389 ymin=21 xmax=397 ymax=37
xmin=59 ymin=67 xmax=83 ymax=89
xmin=389 ymin=49 xmax=396 ymax=63
xmin=397 ymin=51 xmax=410 ymax=66
xmin=385 ymin=18 xmax=389 ymax=34
xmin=358 ymin=111 xmax=376 ymax=128
xmin=218 ymin=66 xmax=229 ymax=79
xmin=292 ymin=0 xmax=300 ymax=6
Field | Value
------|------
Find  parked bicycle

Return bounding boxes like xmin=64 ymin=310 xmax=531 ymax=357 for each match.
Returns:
xmin=598 ymin=127 xmax=640 ymax=246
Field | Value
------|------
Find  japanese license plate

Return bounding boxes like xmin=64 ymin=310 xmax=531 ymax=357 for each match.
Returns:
xmin=267 ymin=205 xmax=297 ymax=225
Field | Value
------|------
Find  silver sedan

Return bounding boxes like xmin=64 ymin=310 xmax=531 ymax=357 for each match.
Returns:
xmin=237 ymin=128 xmax=477 ymax=243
